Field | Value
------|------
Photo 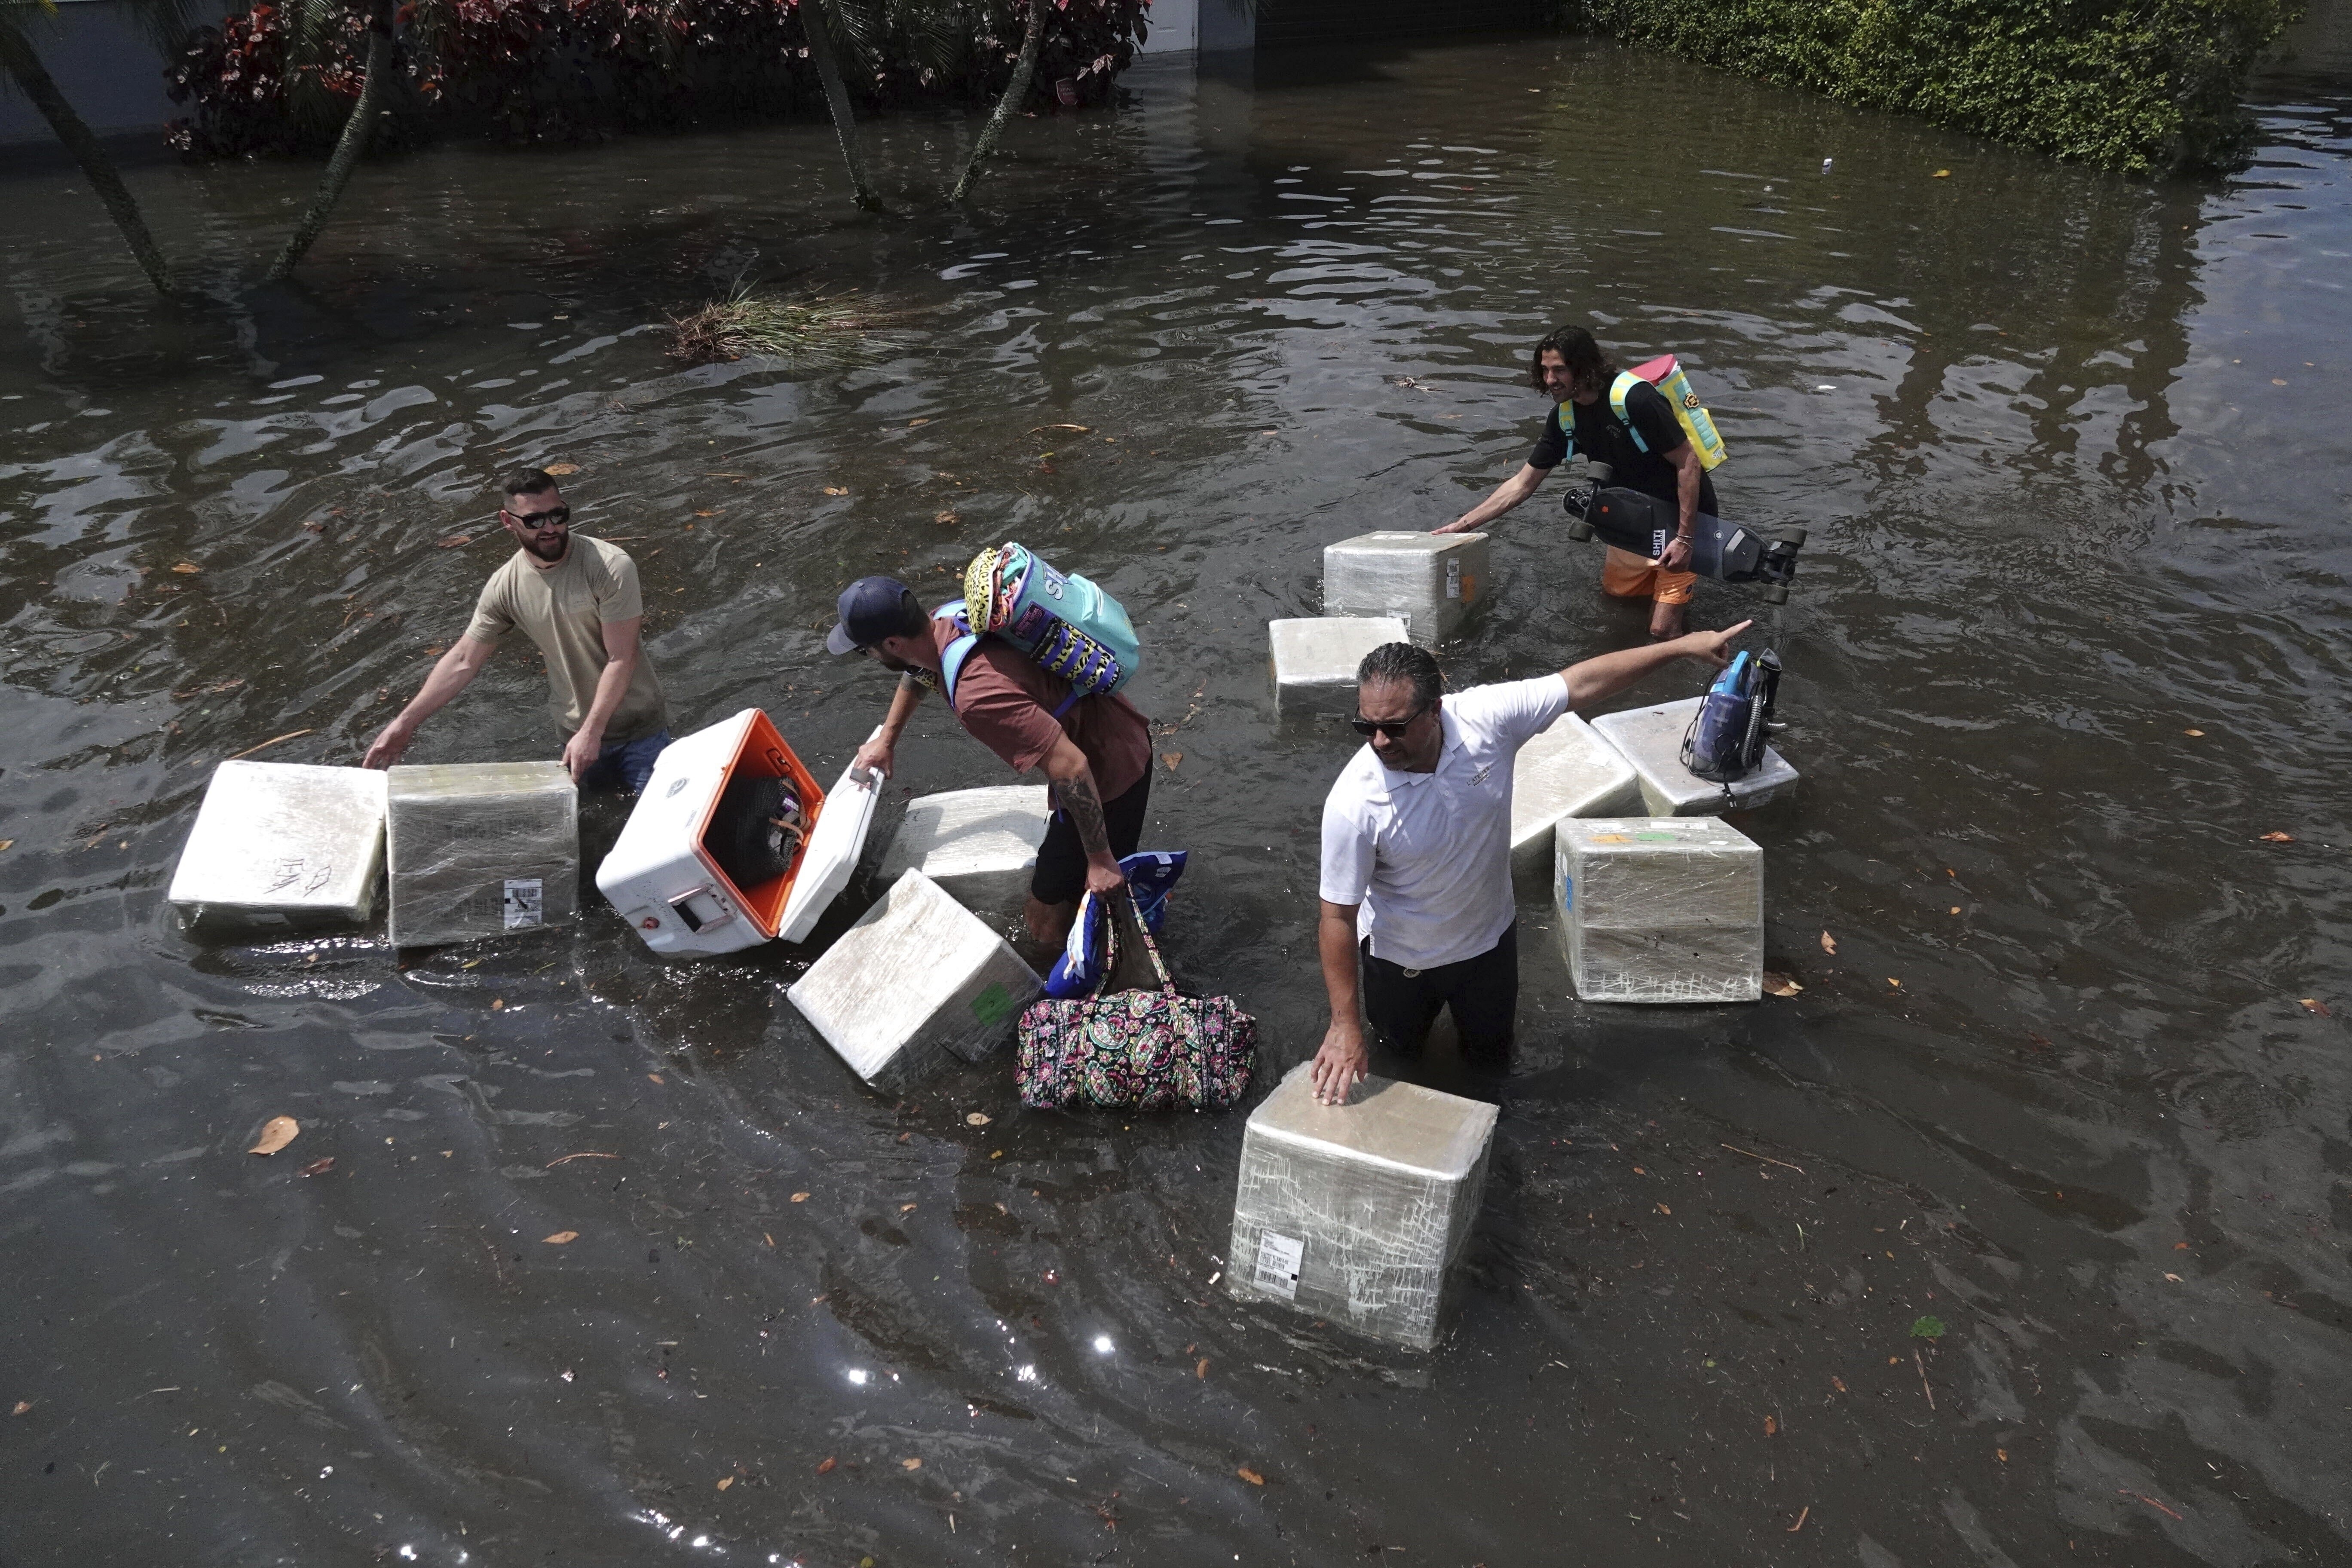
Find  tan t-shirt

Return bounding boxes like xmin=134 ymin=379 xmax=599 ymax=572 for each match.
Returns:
xmin=463 ymin=535 xmax=668 ymax=744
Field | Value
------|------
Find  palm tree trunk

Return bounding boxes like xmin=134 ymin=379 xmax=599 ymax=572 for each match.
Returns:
xmin=949 ymin=0 xmax=1046 ymax=202
xmin=0 ymin=19 xmax=173 ymax=296
xmin=799 ymin=0 xmax=881 ymax=212
xmin=262 ymin=8 xmax=393 ymax=284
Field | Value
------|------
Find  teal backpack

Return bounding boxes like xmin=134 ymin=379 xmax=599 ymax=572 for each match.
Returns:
xmin=936 ymin=542 xmax=1142 ymax=717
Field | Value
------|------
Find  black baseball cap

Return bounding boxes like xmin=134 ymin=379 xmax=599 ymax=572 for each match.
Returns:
xmin=825 ymin=575 xmax=919 ymax=655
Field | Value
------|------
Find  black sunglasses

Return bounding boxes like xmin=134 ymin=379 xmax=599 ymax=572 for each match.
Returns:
xmin=1350 ymin=705 xmax=1431 ymax=740
xmin=505 ymin=505 xmax=570 ymax=530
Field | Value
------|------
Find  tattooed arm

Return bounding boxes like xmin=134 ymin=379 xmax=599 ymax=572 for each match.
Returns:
xmin=1041 ymin=732 xmax=1127 ymax=897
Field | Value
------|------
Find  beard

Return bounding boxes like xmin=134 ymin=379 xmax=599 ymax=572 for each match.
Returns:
xmin=523 ymin=532 xmax=568 ymax=562
xmin=870 ymin=649 xmax=913 ymax=674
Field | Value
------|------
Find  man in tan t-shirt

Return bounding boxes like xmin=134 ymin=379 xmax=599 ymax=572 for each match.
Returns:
xmin=363 ymin=468 xmax=671 ymax=791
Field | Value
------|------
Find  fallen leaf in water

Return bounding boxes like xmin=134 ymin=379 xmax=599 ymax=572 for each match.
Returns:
xmin=543 ymin=1230 xmax=578 ymax=1245
xmin=1761 ymin=972 xmax=1802 ymax=996
xmin=435 ymin=534 xmax=474 ymax=549
xmin=248 ymin=1116 xmax=299 ymax=1155
xmin=1819 ymin=931 xmax=1837 ymax=955
xmin=1949 ymin=906 xmax=1962 ymax=915
xmin=1887 ymin=977 xmax=1902 ymax=988
xmin=9 ymin=1400 xmax=31 ymax=1416
xmin=2183 ymin=728 xmax=2204 ymax=737
xmin=1911 ymin=1315 xmax=1946 ymax=1339
xmin=490 ymin=998 xmax=505 ymax=1011
xmin=299 ymin=1157 xmax=336 ymax=1177
xmin=2301 ymin=998 xmax=2332 ymax=1017
xmin=2176 ymin=1240 xmax=2190 ymax=1250
xmin=1831 ymin=1376 xmax=1847 ymax=1393
xmin=823 ymin=486 xmax=848 ymax=496
xmin=1996 ymin=1447 xmax=2008 ymax=1462
xmin=1933 ymin=168 xmax=1951 ymax=178
xmin=647 ymin=1073 xmax=663 ymax=1084
xmin=900 ymin=1203 xmax=917 ymax=1213
xmin=716 ymin=1476 xmax=734 ymax=1491
xmin=790 ymin=1191 xmax=810 ymax=1202
xmin=171 ymin=562 xmax=201 ymax=575
xmin=907 ymin=417 xmax=930 ymax=427
xmin=1162 ymin=752 xmax=1182 ymax=771
xmin=302 ymin=520 xmax=326 ymax=533
xmin=901 ymin=1457 xmax=922 ymax=1471
xmin=966 ymin=1112 xmax=991 ymax=1126
xmin=1764 ymin=1415 xmax=1778 ymax=1436
xmin=1656 ymin=1202 xmax=1672 ymax=1216
xmin=542 ymin=462 xmax=580 ymax=476
xmin=1032 ymin=423 xmax=1090 ymax=435
xmin=2273 ymin=378 xmax=2289 ymax=386
xmin=935 ymin=510 xmax=960 ymax=526
xmin=1196 ymin=1358 xmax=1210 ymax=1379
xmin=0 ymin=840 xmax=13 ymax=853
xmin=2164 ymin=1272 xmax=2183 ymax=1282
xmin=694 ymin=510 xmax=717 ymax=518
xmin=1236 ymin=1465 xmax=1265 ymax=1486
xmin=817 ymin=1456 xmax=837 ymax=1474
xmin=2259 ymin=832 xmax=2294 ymax=843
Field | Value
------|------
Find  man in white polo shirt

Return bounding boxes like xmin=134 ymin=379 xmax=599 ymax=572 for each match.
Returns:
xmin=1311 ymin=626 xmax=1749 ymax=1105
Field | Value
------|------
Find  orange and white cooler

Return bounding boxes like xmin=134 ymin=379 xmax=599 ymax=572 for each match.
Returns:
xmin=596 ymin=709 xmax=876 ymax=956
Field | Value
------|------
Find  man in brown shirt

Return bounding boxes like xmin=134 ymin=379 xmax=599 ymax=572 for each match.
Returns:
xmin=829 ymin=575 xmax=1149 ymax=944
xmin=364 ymin=468 xmax=671 ymax=790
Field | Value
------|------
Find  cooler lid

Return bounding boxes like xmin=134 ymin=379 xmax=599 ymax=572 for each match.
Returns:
xmin=775 ymin=742 xmax=883 ymax=943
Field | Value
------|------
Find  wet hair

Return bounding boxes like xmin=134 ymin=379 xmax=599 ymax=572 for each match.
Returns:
xmin=1357 ymin=642 xmax=1442 ymax=711
xmin=1528 ymin=325 xmax=1616 ymax=397
xmin=501 ymin=466 xmax=558 ymax=500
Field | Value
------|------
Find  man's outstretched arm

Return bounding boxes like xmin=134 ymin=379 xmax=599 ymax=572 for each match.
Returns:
xmin=1558 ymin=619 xmax=1751 ymax=709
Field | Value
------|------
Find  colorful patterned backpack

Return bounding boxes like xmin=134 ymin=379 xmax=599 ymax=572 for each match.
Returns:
xmin=936 ymin=542 xmax=1141 ymax=717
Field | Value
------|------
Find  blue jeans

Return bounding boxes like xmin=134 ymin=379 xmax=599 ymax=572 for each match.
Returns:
xmin=577 ymin=728 xmax=670 ymax=794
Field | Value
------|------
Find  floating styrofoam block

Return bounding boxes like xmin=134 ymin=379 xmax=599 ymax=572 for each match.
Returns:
xmin=168 ymin=760 xmax=387 ymax=927
xmin=1508 ymin=713 xmax=1642 ymax=891
xmin=876 ymin=786 xmax=1050 ymax=917
xmin=1589 ymin=696 xmax=1799 ymax=816
xmin=1225 ymin=1062 xmax=1498 ymax=1350
xmin=1553 ymin=817 xmax=1762 ymax=1003
xmin=386 ymin=761 xmax=578 ymax=947
xmin=1322 ymin=531 xmax=1491 ymax=646
xmin=1269 ymin=616 xmax=1411 ymax=714
xmin=787 ymin=868 xmax=1041 ymax=1093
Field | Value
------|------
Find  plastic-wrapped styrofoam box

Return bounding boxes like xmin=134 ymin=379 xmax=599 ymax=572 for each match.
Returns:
xmin=1553 ymin=817 xmax=1761 ymax=1003
xmin=1508 ymin=713 xmax=1642 ymax=891
xmin=1225 ymin=1062 xmax=1498 ymax=1350
xmin=168 ymin=760 xmax=387 ymax=928
xmin=1322 ymin=531 xmax=1489 ymax=646
xmin=386 ymin=761 xmax=578 ymax=947
xmin=1268 ymin=616 xmax=1411 ymax=714
xmin=875 ymin=786 xmax=1050 ymax=919
xmin=1589 ymin=697 xmax=1798 ymax=816
xmin=787 ymin=868 xmax=1042 ymax=1093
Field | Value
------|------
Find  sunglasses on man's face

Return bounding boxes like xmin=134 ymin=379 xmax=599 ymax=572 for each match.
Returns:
xmin=1350 ymin=706 xmax=1430 ymax=740
xmin=505 ymin=505 xmax=570 ymax=531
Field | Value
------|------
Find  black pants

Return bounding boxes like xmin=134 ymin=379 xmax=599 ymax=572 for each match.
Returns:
xmin=1360 ymin=925 xmax=1519 ymax=1066
xmin=1030 ymin=771 xmax=1151 ymax=906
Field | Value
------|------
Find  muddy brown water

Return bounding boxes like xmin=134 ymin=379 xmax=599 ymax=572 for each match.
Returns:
xmin=5 ymin=22 xmax=2351 ymax=1566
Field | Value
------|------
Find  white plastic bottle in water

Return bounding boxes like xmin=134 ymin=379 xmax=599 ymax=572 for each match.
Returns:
xmin=1822 ymin=157 xmax=1834 ymax=173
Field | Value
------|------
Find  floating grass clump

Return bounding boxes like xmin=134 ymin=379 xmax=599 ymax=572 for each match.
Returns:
xmin=666 ymin=287 xmax=894 ymax=367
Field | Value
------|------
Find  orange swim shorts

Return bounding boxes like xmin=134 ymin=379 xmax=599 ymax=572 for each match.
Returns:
xmin=1601 ymin=545 xmax=1697 ymax=606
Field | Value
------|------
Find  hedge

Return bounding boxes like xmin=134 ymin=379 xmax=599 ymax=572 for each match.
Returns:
xmin=1569 ymin=0 xmax=2302 ymax=175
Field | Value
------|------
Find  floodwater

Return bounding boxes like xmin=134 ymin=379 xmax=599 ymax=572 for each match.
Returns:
xmin=4 ymin=18 xmax=2350 ymax=1565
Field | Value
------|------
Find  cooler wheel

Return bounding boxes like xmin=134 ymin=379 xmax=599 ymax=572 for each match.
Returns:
xmin=1761 ymin=585 xmax=1789 ymax=605
xmin=1776 ymin=527 xmax=1808 ymax=547
xmin=1565 ymin=519 xmax=1596 ymax=543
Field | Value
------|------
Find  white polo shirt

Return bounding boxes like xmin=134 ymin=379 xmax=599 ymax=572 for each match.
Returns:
xmin=1319 ymin=674 xmax=1574 ymax=970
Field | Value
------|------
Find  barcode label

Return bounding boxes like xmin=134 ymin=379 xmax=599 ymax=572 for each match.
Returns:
xmin=1254 ymin=1232 xmax=1304 ymax=1299
xmin=502 ymin=879 xmax=544 ymax=929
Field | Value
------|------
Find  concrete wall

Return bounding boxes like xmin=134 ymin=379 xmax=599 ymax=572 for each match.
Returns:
xmin=1138 ymin=0 xmax=1199 ymax=54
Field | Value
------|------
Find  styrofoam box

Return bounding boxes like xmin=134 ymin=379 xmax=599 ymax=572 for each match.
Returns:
xmin=1225 ymin=1062 xmax=1498 ymax=1351
xmin=876 ymin=786 xmax=1050 ymax=918
xmin=1269 ymin=616 xmax=1410 ymax=714
xmin=1508 ymin=712 xmax=1642 ymax=891
xmin=597 ymin=709 xmax=867 ymax=956
xmin=1323 ymin=531 xmax=1490 ymax=647
xmin=168 ymin=760 xmax=387 ymax=927
xmin=1554 ymin=817 xmax=1762 ymax=1003
xmin=386 ymin=761 xmax=578 ymax=947
xmin=1589 ymin=696 xmax=1799 ymax=816
xmin=787 ymin=868 xmax=1042 ymax=1093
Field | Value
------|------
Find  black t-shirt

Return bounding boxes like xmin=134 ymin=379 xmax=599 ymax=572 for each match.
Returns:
xmin=1530 ymin=378 xmax=1716 ymax=513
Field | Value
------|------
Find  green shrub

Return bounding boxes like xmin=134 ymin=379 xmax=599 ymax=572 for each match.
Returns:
xmin=1569 ymin=0 xmax=2302 ymax=174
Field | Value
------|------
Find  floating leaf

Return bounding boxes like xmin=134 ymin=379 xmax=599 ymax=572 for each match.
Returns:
xmin=2259 ymin=831 xmax=2294 ymax=843
xmin=907 ymin=417 xmax=931 ymax=427
xmin=1819 ymin=931 xmax=1838 ymax=955
xmin=1764 ymin=1415 xmax=1778 ymax=1436
xmin=299 ymin=1157 xmax=335 ymax=1177
xmin=1996 ymin=1448 xmax=2008 ymax=1462
xmin=817 ymin=1456 xmax=837 ymax=1474
xmin=1910 ymin=1315 xmax=1946 ymax=1339
xmin=1949 ymin=906 xmax=1962 ymax=915
xmin=542 ymin=462 xmax=580 ymax=476
xmin=2164 ymin=1272 xmax=2183 ymax=1282
xmin=435 ymin=534 xmax=475 ymax=549
xmin=1162 ymin=751 xmax=1183 ymax=771
xmin=1831 ymin=1376 xmax=1847 ymax=1393
xmin=716 ymin=1475 xmax=734 ymax=1491
xmin=790 ymin=1191 xmax=810 ymax=1203
xmin=2183 ymin=728 xmax=2204 ymax=737
xmin=823 ymin=486 xmax=849 ymax=496
xmin=1196 ymin=1358 xmax=1209 ymax=1380
xmin=694 ymin=510 xmax=717 ymax=518
xmin=247 ymin=1116 xmax=299 ymax=1156
xmin=965 ymin=1112 xmax=991 ymax=1127
xmin=1656 ymin=1202 xmax=1672 ymax=1216
xmin=1932 ymin=168 xmax=1952 ymax=178
xmin=1761 ymin=972 xmax=1802 ymax=996
xmin=1236 ymin=1465 xmax=1265 ymax=1486
xmin=1887 ymin=977 xmax=1902 ymax=988
xmin=543 ymin=1230 xmax=579 ymax=1245
xmin=171 ymin=561 xmax=201 ymax=575
xmin=901 ymin=1457 xmax=922 ymax=1471
xmin=935 ymin=510 xmax=960 ymax=526
xmin=900 ymin=1203 xmax=917 ymax=1213
xmin=2300 ymin=998 xmax=2332 ymax=1017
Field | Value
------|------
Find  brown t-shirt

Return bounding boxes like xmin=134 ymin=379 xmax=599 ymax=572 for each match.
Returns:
xmin=928 ymin=619 xmax=1150 ymax=802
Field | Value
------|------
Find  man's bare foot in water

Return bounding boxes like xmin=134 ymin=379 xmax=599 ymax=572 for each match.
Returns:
xmin=1648 ymin=599 xmax=1688 ymax=640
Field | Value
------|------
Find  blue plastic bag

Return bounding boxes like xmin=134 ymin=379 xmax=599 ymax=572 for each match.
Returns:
xmin=1041 ymin=851 xmax=1188 ymax=999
